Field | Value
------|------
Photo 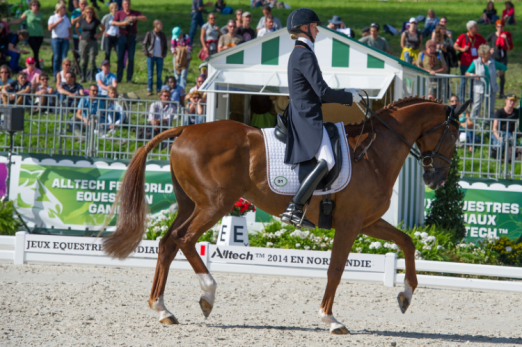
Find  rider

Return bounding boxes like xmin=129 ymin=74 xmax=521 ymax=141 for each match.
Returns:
xmin=281 ymin=8 xmax=361 ymax=229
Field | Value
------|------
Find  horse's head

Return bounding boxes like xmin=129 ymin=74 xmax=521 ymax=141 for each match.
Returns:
xmin=416 ymin=100 xmax=471 ymax=190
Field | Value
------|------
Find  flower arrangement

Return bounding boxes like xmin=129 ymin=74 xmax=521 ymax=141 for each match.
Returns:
xmin=229 ymin=198 xmax=256 ymax=217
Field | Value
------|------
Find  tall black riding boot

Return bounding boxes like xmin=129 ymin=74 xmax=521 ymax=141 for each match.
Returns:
xmin=281 ymin=159 xmax=328 ymax=229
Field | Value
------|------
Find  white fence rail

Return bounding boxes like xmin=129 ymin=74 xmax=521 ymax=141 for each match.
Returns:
xmin=1 ymin=232 xmax=521 ymax=292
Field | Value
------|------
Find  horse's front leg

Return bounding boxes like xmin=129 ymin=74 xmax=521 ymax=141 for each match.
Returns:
xmin=319 ymin=216 xmax=362 ymax=335
xmin=361 ymin=218 xmax=418 ymax=314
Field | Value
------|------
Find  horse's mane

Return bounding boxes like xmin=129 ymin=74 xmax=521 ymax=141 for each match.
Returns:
xmin=345 ymin=96 xmax=444 ymax=137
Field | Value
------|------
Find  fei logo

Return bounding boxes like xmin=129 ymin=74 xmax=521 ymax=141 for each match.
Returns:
xmin=274 ymin=176 xmax=287 ymax=187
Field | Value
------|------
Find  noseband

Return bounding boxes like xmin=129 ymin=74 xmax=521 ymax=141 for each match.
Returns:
xmin=355 ymin=97 xmax=459 ymax=171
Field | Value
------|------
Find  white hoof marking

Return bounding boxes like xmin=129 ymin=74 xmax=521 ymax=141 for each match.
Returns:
xmin=151 ymin=296 xmax=176 ymax=322
xmin=319 ymin=308 xmax=346 ymax=333
xmin=198 ymin=273 xmax=217 ymax=306
xmin=402 ymin=279 xmax=413 ymax=302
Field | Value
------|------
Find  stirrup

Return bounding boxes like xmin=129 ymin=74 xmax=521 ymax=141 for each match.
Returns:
xmin=281 ymin=202 xmax=315 ymax=229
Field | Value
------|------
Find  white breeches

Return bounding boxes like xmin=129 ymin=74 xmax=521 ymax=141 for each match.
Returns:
xmin=316 ymin=126 xmax=335 ymax=171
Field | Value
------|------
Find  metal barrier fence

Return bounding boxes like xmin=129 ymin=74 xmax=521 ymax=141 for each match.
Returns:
xmin=0 ymin=92 xmax=207 ymax=160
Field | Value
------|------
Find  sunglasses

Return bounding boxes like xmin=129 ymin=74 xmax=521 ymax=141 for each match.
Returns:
xmin=64 ymin=64 xmax=71 ymax=66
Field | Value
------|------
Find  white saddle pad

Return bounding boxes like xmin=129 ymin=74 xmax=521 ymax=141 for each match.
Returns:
xmin=261 ymin=123 xmax=352 ymax=196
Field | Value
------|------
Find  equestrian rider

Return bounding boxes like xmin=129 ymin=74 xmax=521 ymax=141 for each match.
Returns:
xmin=281 ymin=8 xmax=361 ymax=229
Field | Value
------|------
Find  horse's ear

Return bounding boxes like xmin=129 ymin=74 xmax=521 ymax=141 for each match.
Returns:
xmin=455 ymin=99 xmax=472 ymax=117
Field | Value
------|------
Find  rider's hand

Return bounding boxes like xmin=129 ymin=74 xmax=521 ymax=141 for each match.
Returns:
xmin=352 ymin=93 xmax=362 ymax=104
xmin=345 ymin=88 xmax=360 ymax=95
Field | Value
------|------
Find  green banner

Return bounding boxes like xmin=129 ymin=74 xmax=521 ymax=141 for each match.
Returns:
xmin=425 ymin=184 xmax=522 ymax=242
xmin=12 ymin=158 xmax=176 ymax=234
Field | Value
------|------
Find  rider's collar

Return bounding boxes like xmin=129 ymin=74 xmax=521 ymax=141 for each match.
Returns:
xmin=297 ymin=37 xmax=315 ymax=53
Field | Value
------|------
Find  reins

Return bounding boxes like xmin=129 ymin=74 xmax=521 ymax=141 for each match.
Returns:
xmin=353 ymin=96 xmax=459 ymax=171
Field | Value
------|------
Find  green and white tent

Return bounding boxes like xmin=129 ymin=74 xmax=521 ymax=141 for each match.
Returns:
xmin=201 ymin=27 xmax=429 ymax=122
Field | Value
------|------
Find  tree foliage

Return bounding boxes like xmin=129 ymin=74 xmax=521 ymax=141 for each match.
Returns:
xmin=425 ymin=147 xmax=466 ymax=242
xmin=0 ymin=201 xmax=22 ymax=235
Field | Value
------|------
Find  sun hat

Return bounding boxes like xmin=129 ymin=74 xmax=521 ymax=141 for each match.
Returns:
xmin=242 ymin=11 xmax=252 ymax=17
xmin=171 ymin=26 xmax=181 ymax=38
xmin=409 ymin=17 xmax=418 ymax=24
xmin=327 ymin=15 xmax=343 ymax=25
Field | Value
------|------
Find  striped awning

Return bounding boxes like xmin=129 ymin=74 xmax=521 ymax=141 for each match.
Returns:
xmin=200 ymin=69 xmax=395 ymax=99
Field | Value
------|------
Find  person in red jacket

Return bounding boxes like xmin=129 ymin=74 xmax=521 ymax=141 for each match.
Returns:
xmin=502 ymin=1 xmax=516 ymax=25
xmin=453 ymin=20 xmax=486 ymax=101
xmin=486 ymin=20 xmax=513 ymax=97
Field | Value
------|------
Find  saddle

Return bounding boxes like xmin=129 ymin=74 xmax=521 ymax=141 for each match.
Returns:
xmin=274 ymin=112 xmax=343 ymax=230
xmin=274 ymin=113 xmax=343 ymax=191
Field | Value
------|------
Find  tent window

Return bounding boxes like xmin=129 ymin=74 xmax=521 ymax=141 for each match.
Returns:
xmin=262 ymin=37 xmax=279 ymax=65
xmin=227 ymin=51 xmax=244 ymax=64
xmin=332 ymin=38 xmax=349 ymax=68
xmin=367 ymin=55 xmax=384 ymax=69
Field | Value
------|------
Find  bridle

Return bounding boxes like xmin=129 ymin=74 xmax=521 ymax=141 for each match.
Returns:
xmin=354 ymin=95 xmax=459 ymax=172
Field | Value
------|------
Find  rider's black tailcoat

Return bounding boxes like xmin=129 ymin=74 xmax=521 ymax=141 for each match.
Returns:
xmin=284 ymin=40 xmax=353 ymax=165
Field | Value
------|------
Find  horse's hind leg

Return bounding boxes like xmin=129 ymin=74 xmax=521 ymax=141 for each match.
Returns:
xmin=361 ymin=218 xmax=418 ymax=314
xmin=149 ymin=173 xmax=195 ymax=324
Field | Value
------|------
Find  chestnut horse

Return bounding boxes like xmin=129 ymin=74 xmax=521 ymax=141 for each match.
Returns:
xmin=103 ymin=97 xmax=467 ymax=335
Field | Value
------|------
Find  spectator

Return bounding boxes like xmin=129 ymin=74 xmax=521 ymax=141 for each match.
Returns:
xmin=218 ymin=19 xmax=243 ymax=53
xmin=502 ymin=1 xmax=515 ymax=25
xmin=22 ymin=57 xmax=41 ymax=87
xmin=143 ymin=20 xmax=167 ymax=96
xmin=71 ymin=84 xmax=100 ymax=137
xmin=326 ymin=15 xmax=354 ymax=38
xmin=2 ymin=71 xmax=31 ymax=105
xmin=55 ymin=58 xmax=72 ymax=89
xmin=6 ymin=30 xmax=29 ymax=73
xmin=401 ymin=17 xmax=422 ymax=64
xmin=71 ymin=0 xmax=87 ymax=52
xmin=57 ymin=71 xmax=85 ymax=107
xmin=68 ymin=0 xmax=77 ymax=13
xmin=104 ymin=86 xmax=126 ymax=135
xmin=433 ymin=24 xmax=458 ymax=70
xmin=199 ymin=61 xmax=207 ymax=77
xmin=48 ymin=3 xmax=72 ymax=79
xmin=465 ymin=44 xmax=507 ymax=118
xmin=221 ymin=9 xmax=242 ymax=35
xmin=432 ymin=17 xmax=452 ymax=39
xmin=101 ymin=2 xmax=119 ymax=61
xmin=171 ymin=26 xmax=192 ymax=89
xmin=454 ymin=21 xmax=486 ymax=101
xmin=486 ymin=20 xmax=512 ymax=98
xmin=478 ymin=1 xmax=499 ymax=25
xmin=213 ymin=0 xmax=230 ymax=14
xmin=95 ymin=60 xmax=117 ymax=96
xmin=33 ymin=72 xmax=54 ymax=111
xmin=0 ymin=65 xmax=14 ymax=87
xmin=185 ymin=90 xmax=205 ymax=125
xmin=251 ymin=0 xmax=265 ymax=8
xmin=359 ymin=23 xmax=390 ymax=53
xmin=161 ymin=75 xmax=185 ymax=106
xmin=422 ymin=9 xmax=439 ymax=37
xmin=256 ymin=5 xmax=282 ymax=32
xmin=201 ymin=13 xmax=220 ymax=59
xmin=452 ymin=95 xmax=479 ymax=152
xmin=139 ymin=89 xmax=176 ymax=139
xmin=416 ymin=40 xmax=448 ymax=99
xmin=8 ymin=1 xmax=44 ymax=69
xmin=257 ymin=16 xmax=275 ymax=37
xmin=77 ymin=6 xmax=104 ymax=82
xmin=189 ymin=0 xmax=213 ymax=44
xmin=112 ymin=0 xmax=147 ymax=83
xmin=361 ymin=26 xmax=370 ymax=37
xmin=237 ymin=12 xmax=256 ymax=42
xmin=491 ymin=94 xmax=518 ymax=158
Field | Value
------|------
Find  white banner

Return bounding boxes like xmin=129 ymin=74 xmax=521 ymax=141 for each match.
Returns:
xmin=24 ymin=234 xmax=192 ymax=260
xmin=208 ymin=245 xmax=385 ymax=273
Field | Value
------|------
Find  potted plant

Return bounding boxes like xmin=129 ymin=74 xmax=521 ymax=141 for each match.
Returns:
xmin=217 ymin=198 xmax=256 ymax=246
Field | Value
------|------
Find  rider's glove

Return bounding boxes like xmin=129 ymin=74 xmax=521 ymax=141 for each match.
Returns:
xmin=351 ymin=93 xmax=362 ymax=104
xmin=344 ymin=88 xmax=360 ymax=95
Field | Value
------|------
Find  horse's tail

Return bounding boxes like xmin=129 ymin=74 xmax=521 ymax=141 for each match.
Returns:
xmin=102 ymin=126 xmax=186 ymax=260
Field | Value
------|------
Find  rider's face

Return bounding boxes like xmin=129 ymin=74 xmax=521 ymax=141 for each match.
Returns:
xmin=301 ymin=23 xmax=319 ymax=40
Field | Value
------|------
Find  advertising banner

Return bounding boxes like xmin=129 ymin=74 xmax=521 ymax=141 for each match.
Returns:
xmin=9 ymin=156 xmax=176 ymax=234
xmin=208 ymin=245 xmax=385 ymax=272
xmin=425 ymin=181 xmax=522 ymax=242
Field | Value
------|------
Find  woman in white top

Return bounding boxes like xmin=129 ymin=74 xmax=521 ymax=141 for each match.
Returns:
xmin=47 ymin=3 xmax=72 ymax=79
xmin=55 ymin=58 xmax=72 ymax=89
xmin=101 ymin=2 xmax=119 ymax=61
xmin=200 ymin=13 xmax=220 ymax=56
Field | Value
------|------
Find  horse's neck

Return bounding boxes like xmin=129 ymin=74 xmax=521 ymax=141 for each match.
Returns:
xmin=368 ymin=104 xmax=437 ymax=185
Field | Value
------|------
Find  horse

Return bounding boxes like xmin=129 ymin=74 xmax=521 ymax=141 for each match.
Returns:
xmin=102 ymin=96 xmax=469 ymax=335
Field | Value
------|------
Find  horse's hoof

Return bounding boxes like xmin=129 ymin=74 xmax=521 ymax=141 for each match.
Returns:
xmin=199 ymin=297 xmax=213 ymax=318
xmin=397 ymin=292 xmax=410 ymax=314
xmin=159 ymin=315 xmax=179 ymax=325
xmin=331 ymin=326 xmax=350 ymax=335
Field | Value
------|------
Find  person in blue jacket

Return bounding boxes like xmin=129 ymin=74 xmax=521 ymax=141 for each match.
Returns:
xmin=281 ymin=8 xmax=361 ymax=229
